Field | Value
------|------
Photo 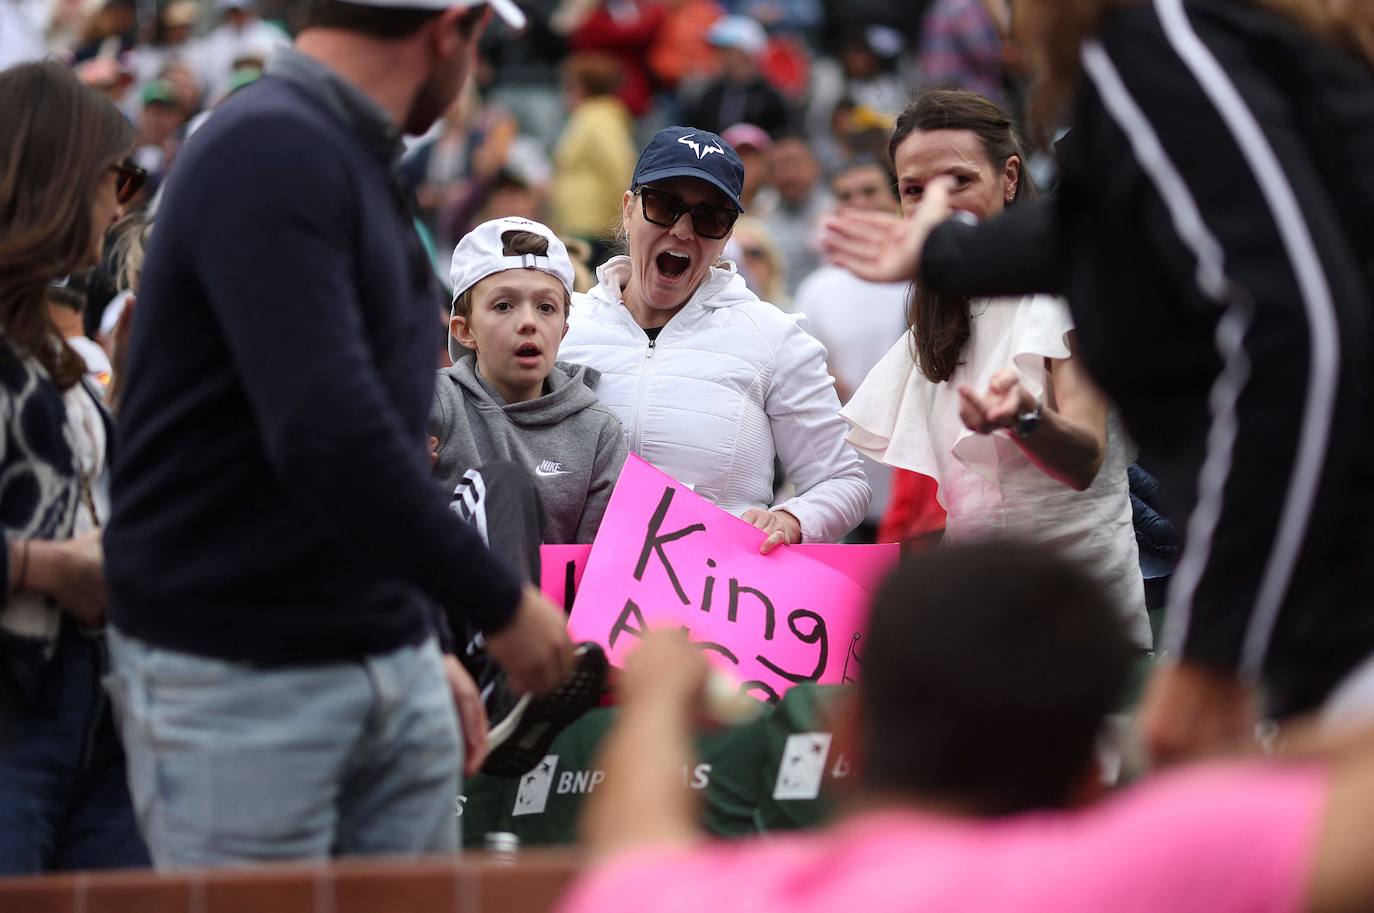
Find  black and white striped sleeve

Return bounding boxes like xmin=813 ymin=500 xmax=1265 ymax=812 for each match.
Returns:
xmin=1081 ymin=0 xmax=1373 ymax=683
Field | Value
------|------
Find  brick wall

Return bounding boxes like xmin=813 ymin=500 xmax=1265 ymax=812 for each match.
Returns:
xmin=0 ymin=852 xmax=582 ymax=913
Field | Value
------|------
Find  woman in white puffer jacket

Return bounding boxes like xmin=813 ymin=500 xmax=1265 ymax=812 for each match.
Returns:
xmin=561 ymin=126 xmax=870 ymax=550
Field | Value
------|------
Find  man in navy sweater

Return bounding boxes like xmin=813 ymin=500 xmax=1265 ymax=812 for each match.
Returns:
xmin=103 ymin=0 xmax=574 ymax=868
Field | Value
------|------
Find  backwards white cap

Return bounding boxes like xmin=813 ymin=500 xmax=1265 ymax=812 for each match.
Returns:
xmin=342 ymin=0 xmax=526 ymax=29
xmin=447 ymin=216 xmax=575 ymax=362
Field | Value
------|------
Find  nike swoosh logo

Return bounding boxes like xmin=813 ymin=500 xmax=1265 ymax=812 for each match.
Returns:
xmin=534 ymin=467 xmax=570 ymax=477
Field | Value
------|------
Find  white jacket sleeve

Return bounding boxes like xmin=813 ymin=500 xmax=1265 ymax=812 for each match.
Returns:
xmin=766 ymin=319 xmax=871 ymax=542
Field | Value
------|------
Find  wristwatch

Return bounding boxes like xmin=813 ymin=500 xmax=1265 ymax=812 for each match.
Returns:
xmin=1013 ymin=405 xmax=1042 ymax=439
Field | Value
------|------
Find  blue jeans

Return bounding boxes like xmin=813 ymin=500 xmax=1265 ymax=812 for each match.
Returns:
xmin=105 ymin=630 xmax=461 ymax=869
xmin=0 ymin=622 xmax=149 ymax=874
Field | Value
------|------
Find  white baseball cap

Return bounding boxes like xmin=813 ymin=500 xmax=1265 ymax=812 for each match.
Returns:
xmin=447 ymin=217 xmax=575 ymax=361
xmin=343 ymin=0 xmax=526 ymax=29
xmin=707 ymin=15 xmax=767 ymax=57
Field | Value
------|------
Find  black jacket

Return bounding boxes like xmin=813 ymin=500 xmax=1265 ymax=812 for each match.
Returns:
xmin=920 ymin=0 xmax=1374 ymax=715
xmin=107 ymin=67 xmax=522 ymax=666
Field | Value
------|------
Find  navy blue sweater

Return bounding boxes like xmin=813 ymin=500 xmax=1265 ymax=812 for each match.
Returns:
xmin=106 ymin=75 xmax=522 ymax=665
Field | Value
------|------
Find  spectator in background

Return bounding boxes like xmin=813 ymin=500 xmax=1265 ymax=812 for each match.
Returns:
xmin=48 ymin=280 xmax=114 ymax=394
xmin=721 ymin=122 xmax=772 ymax=209
xmin=188 ymin=0 xmax=289 ymax=102
xmin=131 ymin=78 xmax=187 ymax=196
xmin=0 ymin=59 xmax=148 ymax=876
xmin=757 ymin=134 xmax=828 ymax=294
xmin=918 ymin=0 xmax=1008 ymax=109
xmin=682 ymin=15 xmax=791 ymax=136
xmin=406 ymin=85 xmax=506 ymax=230
xmin=793 ymin=157 xmax=904 ymax=403
xmin=159 ymin=61 xmax=205 ymax=116
xmin=404 ymin=85 xmax=552 ymax=249
xmin=563 ymin=0 xmax=663 ymax=119
xmin=478 ymin=0 xmax=566 ymax=150
xmin=793 ymin=156 xmax=906 ymax=536
xmin=436 ymin=137 xmax=554 ymax=248
xmin=128 ymin=0 xmax=201 ymax=88
xmin=552 ymin=52 xmax=637 ymax=267
xmin=470 ymin=157 xmax=550 ymax=228
xmin=74 ymin=53 xmax=136 ymax=106
xmin=1128 ymin=461 xmax=1178 ymax=623
xmin=69 ymin=0 xmax=137 ymax=65
xmin=724 ymin=216 xmax=788 ymax=308
xmin=842 ymin=104 xmax=897 ymax=161
xmin=646 ymin=0 xmax=723 ymax=94
xmin=808 ymin=94 xmax=854 ymax=171
xmin=100 ymin=212 xmax=151 ymax=411
xmin=811 ymin=21 xmax=906 ymax=149
xmin=833 ymin=24 xmax=907 ymax=116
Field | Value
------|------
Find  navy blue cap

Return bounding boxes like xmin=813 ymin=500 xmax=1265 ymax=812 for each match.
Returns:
xmin=631 ymin=126 xmax=747 ymax=212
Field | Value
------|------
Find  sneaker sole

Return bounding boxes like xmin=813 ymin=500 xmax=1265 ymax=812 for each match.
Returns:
xmin=481 ymin=643 xmax=609 ymax=778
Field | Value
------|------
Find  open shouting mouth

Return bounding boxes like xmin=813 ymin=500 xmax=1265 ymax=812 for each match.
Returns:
xmin=656 ymin=249 xmax=692 ymax=283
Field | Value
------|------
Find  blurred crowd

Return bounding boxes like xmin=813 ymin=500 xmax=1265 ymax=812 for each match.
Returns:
xmin=1 ymin=0 xmax=1030 ymax=535
xmin=0 ymin=0 xmax=1023 ymax=286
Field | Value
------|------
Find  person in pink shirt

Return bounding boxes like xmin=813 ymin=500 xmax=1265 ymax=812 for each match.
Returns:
xmin=559 ymin=541 xmax=1374 ymax=913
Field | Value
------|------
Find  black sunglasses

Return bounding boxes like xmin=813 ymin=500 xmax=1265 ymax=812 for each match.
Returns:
xmin=110 ymin=159 xmax=148 ymax=204
xmin=636 ymin=187 xmax=739 ymax=240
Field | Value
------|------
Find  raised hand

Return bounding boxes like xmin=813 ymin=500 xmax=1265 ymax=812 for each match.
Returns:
xmin=821 ymin=177 xmax=955 ymax=283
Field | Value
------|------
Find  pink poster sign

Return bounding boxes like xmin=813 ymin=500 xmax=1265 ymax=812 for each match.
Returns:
xmin=541 ymin=543 xmax=897 ymax=609
xmin=567 ymin=455 xmax=893 ymax=700
xmin=541 ymin=544 xmax=592 ymax=614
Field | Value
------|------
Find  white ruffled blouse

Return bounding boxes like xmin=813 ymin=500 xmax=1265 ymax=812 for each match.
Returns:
xmin=843 ymin=295 xmax=1152 ymax=648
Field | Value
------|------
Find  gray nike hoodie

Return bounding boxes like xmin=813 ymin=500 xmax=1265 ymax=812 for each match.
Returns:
xmin=430 ymin=353 xmax=628 ymax=544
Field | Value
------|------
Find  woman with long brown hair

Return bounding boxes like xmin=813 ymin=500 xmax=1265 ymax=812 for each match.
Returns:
xmin=842 ymin=89 xmax=1151 ymax=650
xmin=825 ymin=0 xmax=1374 ymax=762
xmin=0 ymin=60 xmax=149 ymax=873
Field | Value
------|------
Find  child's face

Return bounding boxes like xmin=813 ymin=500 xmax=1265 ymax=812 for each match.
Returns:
xmin=451 ymin=269 xmax=568 ymax=404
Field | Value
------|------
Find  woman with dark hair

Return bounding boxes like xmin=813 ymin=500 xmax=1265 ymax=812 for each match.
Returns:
xmin=824 ymin=0 xmax=1374 ymax=761
xmin=842 ymin=89 xmax=1150 ymax=648
xmin=0 ymin=60 xmax=149 ymax=873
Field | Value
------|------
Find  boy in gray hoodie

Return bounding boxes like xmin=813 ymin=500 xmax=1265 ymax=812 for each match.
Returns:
xmin=432 ymin=216 xmax=627 ymax=545
xmin=431 ymin=217 xmax=623 ymax=777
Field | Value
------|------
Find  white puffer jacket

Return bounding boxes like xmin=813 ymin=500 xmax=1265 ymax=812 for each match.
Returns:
xmin=562 ymin=256 xmax=870 ymax=543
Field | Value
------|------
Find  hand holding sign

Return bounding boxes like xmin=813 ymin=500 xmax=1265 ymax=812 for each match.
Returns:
xmin=568 ymin=456 xmax=886 ymax=701
xmin=741 ymin=507 xmax=802 ymax=555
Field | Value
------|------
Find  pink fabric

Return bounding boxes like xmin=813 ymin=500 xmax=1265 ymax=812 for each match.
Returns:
xmin=559 ymin=764 xmax=1327 ymax=913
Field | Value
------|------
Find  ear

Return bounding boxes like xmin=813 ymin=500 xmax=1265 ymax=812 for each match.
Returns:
xmin=1003 ymin=155 xmax=1022 ymax=204
xmin=430 ymin=6 xmax=468 ymax=58
xmin=622 ymin=189 xmax=636 ymax=225
xmin=451 ymin=313 xmax=477 ymax=351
